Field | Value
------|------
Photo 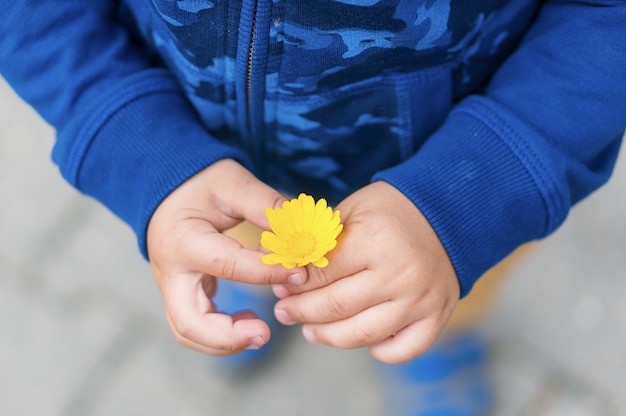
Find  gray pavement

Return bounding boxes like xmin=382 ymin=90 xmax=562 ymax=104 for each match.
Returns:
xmin=1 ymin=76 xmax=625 ymax=416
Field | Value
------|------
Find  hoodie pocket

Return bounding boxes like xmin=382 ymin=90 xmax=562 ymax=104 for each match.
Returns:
xmin=266 ymin=65 xmax=453 ymax=200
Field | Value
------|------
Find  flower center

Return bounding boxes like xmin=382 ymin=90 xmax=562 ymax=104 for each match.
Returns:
xmin=287 ymin=232 xmax=317 ymax=260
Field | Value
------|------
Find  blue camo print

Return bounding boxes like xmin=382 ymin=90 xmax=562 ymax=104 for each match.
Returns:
xmin=125 ymin=0 xmax=540 ymax=203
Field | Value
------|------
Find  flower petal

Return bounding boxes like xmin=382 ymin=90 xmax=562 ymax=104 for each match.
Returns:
xmin=260 ymin=231 xmax=288 ymax=252
xmin=301 ymin=194 xmax=316 ymax=232
xmin=267 ymin=207 xmax=293 ymax=237
xmin=283 ymin=198 xmax=301 ymax=233
xmin=311 ymin=201 xmax=331 ymax=236
xmin=262 ymin=253 xmax=297 ymax=269
xmin=316 ymin=223 xmax=343 ymax=243
xmin=312 ymin=256 xmax=329 ymax=268
xmin=261 ymin=194 xmax=343 ymax=268
xmin=316 ymin=239 xmax=337 ymax=253
xmin=261 ymin=253 xmax=284 ymax=265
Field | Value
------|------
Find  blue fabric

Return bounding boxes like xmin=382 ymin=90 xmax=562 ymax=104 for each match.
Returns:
xmin=0 ymin=0 xmax=624 ymax=296
xmin=211 ymin=279 xmax=284 ymax=368
xmin=376 ymin=332 xmax=492 ymax=415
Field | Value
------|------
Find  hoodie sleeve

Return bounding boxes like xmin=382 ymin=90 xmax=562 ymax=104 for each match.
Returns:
xmin=0 ymin=2 xmax=249 ymax=257
xmin=374 ymin=0 xmax=626 ymax=297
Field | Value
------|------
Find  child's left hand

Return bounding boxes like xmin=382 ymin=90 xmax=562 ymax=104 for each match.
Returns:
xmin=272 ymin=181 xmax=460 ymax=364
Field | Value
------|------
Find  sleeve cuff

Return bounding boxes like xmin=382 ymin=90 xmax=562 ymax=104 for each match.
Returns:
xmin=53 ymin=69 xmax=250 ymax=258
xmin=373 ymin=96 xmax=565 ymax=297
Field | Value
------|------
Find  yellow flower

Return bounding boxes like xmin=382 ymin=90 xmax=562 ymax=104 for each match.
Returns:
xmin=261 ymin=193 xmax=343 ymax=268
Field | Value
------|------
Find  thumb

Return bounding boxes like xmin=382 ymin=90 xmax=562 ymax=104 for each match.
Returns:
xmin=229 ymin=180 xmax=288 ymax=230
xmin=205 ymin=159 xmax=288 ymax=229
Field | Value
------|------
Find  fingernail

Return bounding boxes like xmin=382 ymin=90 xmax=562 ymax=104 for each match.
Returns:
xmin=273 ymin=285 xmax=290 ymax=299
xmin=303 ymin=326 xmax=318 ymax=344
xmin=246 ymin=335 xmax=265 ymax=350
xmin=275 ymin=308 xmax=295 ymax=325
xmin=288 ymin=272 xmax=304 ymax=285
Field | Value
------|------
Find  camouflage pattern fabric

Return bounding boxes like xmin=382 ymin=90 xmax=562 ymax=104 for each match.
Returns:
xmin=124 ymin=0 xmax=540 ymax=203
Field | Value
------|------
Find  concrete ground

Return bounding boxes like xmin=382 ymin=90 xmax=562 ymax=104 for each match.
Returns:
xmin=1 ymin=77 xmax=625 ymax=416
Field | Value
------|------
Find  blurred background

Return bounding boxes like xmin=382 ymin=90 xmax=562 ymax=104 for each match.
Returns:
xmin=1 ymin=76 xmax=625 ymax=416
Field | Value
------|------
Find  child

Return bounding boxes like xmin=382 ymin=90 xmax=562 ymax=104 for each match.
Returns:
xmin=1 ymin=1 xmax=625 ymax=414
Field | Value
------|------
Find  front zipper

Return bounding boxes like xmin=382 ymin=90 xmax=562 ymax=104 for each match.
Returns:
xmin=246 ymin=1 xmax=258 ymax=126
xmin=237 ymin=0 xmax=271 ymax=173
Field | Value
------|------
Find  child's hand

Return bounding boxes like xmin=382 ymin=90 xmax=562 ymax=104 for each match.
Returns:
xmin=147 ymin=159 xmax=307 ymax=356
xmin=272 ymin=182 xmax=460 ymax=364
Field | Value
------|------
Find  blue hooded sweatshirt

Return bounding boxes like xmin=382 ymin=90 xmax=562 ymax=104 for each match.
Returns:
xmin=1 ymin=0 xmax=625 ymax=296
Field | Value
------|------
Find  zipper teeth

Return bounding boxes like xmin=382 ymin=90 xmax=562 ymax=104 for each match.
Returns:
xmin=246 ymin=3 xmax=258 ymax=119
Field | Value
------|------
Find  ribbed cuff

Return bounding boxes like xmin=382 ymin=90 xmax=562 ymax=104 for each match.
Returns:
xmin=55 ymin=69 xmax=249 ymax=258
xmin=373 ymin=96 xmax=558 ymax=297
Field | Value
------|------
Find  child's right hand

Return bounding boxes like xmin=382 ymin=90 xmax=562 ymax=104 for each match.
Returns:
xmin=271 ymin=182 xmax=460 ymax=364
xmin=146 ymin=159 xmax=307 ymax=356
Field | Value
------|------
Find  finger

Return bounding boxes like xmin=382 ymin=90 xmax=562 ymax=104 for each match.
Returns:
xmin=162 ymin=272 xmax=270 ymax=355
xmin=237 ymin=187 xmax=287 ymax=231
xmin=165 ymin=311 xmax=267 ymax=356
xmin=300 ymin=301 xmax=414 ymax=350
xmin=180 ymin=228 xmax=307 ymax=285
xmin=274 ymin=270 xmax=385 ymax=325
xmin=213 ymin=161 xmax=288 ymax=229
xmin=368 ymin=318 xmax=444 ymax=364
